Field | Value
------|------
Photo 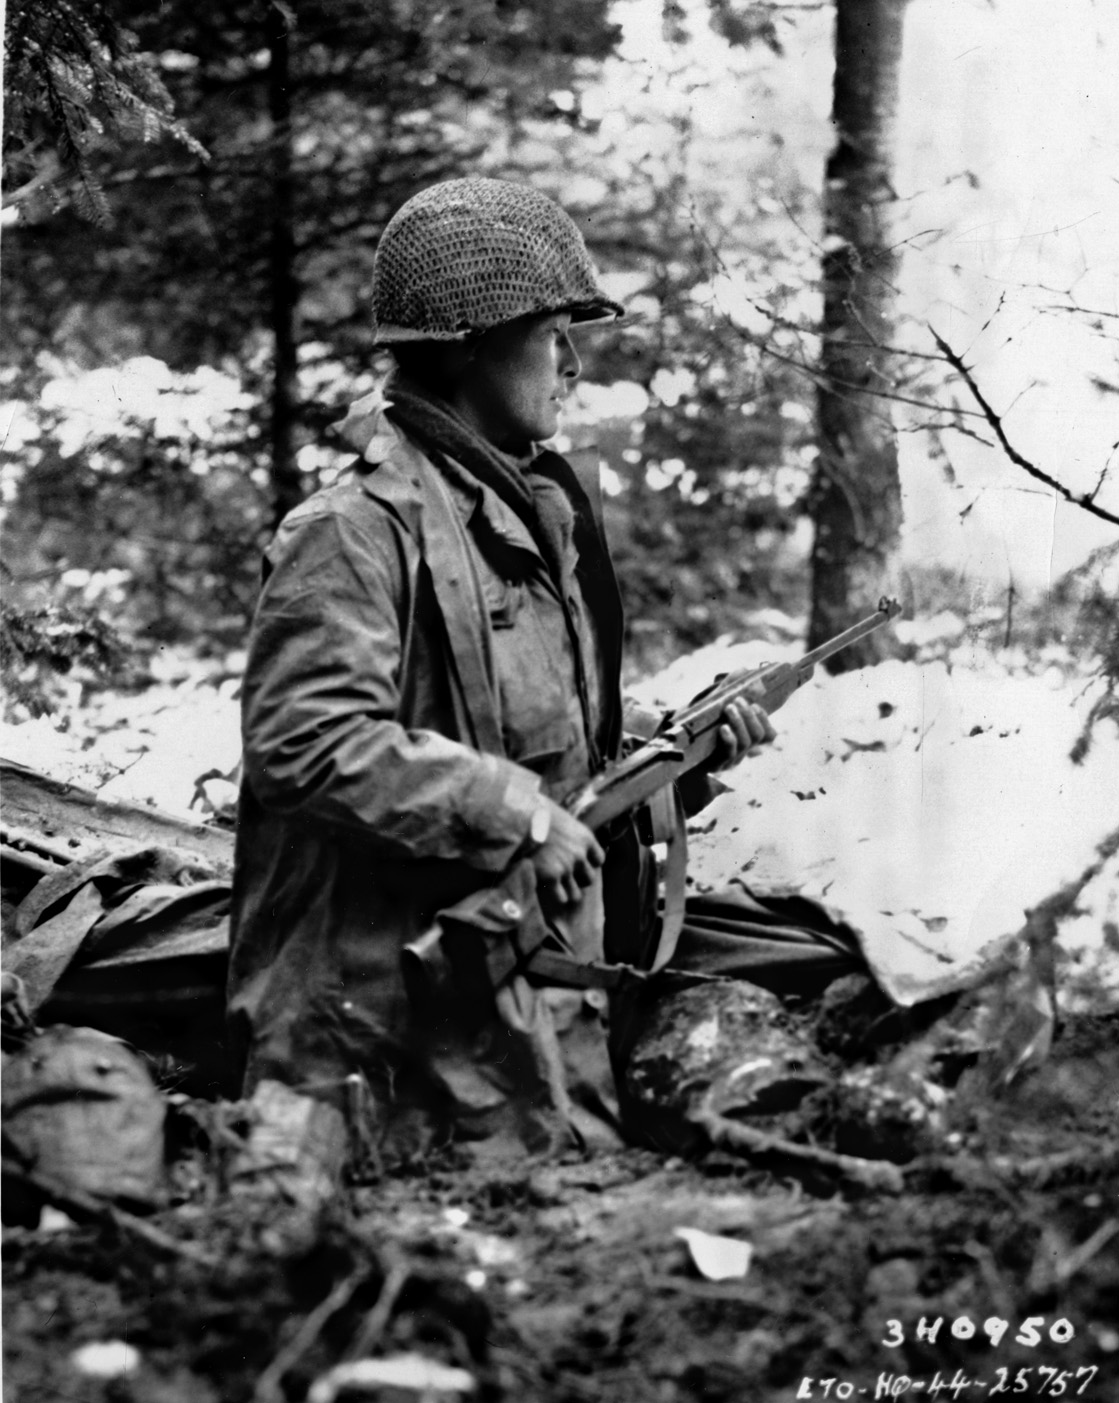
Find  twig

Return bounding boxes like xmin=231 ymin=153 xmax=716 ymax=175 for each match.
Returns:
xmin=744 ymin=327 xmax=986 ymax=420
xmin=343 ymin=1255 xmax=410 ymax=1361
xmin=929 ymin=326 xmax=1119 ymax=526
xmin=1054 ymin=1219 xmax=1119 ymax=1286
xmin=1041 ymin=302 xmax=1119 ymax=322
xmin=3 ymin=1161 xmax=220 ymax=1270
xmin=912 ymin=1141 xmax=1119 ymax=1189
xmin=689 ymin=1107 xmax=904 ymax=1193
xmin=253 ymin=1268 xmax=367 ymax=1403
xmin=1088 ymin=459 xmax=1112 ymax=504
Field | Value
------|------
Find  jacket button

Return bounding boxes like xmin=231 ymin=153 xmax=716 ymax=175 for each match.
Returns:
xmin=501 ymin=899 xmax=522 ymax=921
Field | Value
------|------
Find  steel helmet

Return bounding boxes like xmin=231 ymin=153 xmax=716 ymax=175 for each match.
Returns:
xmin=371 ymin=177 xmax=623 ymax=344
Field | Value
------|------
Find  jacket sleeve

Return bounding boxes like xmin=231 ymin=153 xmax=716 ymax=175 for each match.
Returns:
xmin=240 ymin=499 xmax=542 ymax=872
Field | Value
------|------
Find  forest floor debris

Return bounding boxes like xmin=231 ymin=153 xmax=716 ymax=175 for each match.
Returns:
xmin=4 ymin=1042 xmax=1118 ymax=1403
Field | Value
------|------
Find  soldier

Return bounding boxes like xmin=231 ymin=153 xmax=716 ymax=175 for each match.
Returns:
xmin=227 ymin=178 xmax=773 ymax=1201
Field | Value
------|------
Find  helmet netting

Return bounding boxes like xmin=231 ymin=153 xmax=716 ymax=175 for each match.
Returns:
xmin=371 ymin=177 xmax=622 ymax=343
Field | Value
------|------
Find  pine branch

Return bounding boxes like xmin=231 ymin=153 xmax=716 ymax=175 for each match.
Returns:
xmin=929 ymin=327 xmax=1119 ymax=527
xmin=3 ymin=0 xmax=207 ymax=221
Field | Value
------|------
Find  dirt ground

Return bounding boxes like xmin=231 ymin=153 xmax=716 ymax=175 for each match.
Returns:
xmin=4 ymin=1010 xmax=1117 ymax=1403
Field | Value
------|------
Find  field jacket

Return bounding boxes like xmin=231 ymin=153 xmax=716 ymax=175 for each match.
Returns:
xmin=227 ymin=417 xmax=630 ymax=1148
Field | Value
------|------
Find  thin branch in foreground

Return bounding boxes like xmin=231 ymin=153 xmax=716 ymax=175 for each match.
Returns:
xmin=253 ymin=1268 xmax=367 ymax=1403
xmin=1041 ymin=302 xmax=1119 ymax=322
xmin=929 ymin=326 xmax=1119 ymax=527
xmin=689 ymin=1105 xmax=904 ymax=1194
xmin=3 ymin=1162 xmax=220 ymax=1270
xmin=1090 ymin=457 xmax=1113 ymax=504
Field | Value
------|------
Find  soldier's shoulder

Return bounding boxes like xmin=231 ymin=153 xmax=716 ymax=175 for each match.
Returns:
xmin=278 ymin=459 xmax=413 ymax=530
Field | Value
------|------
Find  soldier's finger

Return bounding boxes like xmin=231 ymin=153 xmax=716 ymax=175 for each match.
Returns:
xmin=726 ymin=703 xmax=751 ymax=743
xmin=548 ymin=875 xmax=573 ymax=906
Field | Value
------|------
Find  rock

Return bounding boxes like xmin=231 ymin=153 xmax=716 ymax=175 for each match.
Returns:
xmin=2 ymin=1024 xmax=167 ymax=1224
xmin=827 ymin=1064 xmax=949 ymax=1164
xmin=622 ymin=981 xmax=830 ymax=1151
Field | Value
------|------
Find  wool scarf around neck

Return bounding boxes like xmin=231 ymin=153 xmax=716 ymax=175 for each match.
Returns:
xmin=384 ymin=375 xmax=548 ymax=537
xmin=375 ymin=371 xmax=616 ymax=607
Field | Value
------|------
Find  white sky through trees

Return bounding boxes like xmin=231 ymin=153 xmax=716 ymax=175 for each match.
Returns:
xmin=597 ymin=0 xmax=1117 ymax=588
xmin=896 ymin=0 xmax=1118 ymax=587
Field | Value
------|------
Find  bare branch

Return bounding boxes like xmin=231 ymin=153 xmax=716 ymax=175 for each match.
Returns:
xmin=929 ymin=326 xmax=1119 ymax=527
xmin=1041 ymin=303 xmax=1119 ymax=322
xmin=748 ymin=330 xmax=986 ymax=420
xmin=1090 ymin=460 xmax=1113 ymax=503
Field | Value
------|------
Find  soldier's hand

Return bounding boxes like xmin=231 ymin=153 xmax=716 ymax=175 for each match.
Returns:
xmin=528 ymin=799 xmax=605 ymax=907
xmin=713 ymin=686 xmax=776 ymax=769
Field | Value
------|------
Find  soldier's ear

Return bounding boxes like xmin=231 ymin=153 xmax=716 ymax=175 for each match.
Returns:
xmin=437 ymin=341 xmax=478 ymax=392
xmin=457 ymin=332 xmax=487 ymax=366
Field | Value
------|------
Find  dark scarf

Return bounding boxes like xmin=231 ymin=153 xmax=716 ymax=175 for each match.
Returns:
xmin=383 ymin=373 xmax=579 ymax=590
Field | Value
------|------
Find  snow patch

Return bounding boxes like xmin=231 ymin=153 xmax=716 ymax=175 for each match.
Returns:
xmin=680 ymin=656 xmax=1119 ymax=1007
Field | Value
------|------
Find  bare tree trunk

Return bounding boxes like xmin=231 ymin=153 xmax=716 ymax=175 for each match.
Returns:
xmin=808 ymin=0 xmax=907 ymax=664
xmin=267 ymin=2 xmax=302 ymax=526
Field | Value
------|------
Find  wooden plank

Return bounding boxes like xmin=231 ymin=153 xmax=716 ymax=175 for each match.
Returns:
xmin=1 ymin=759 xmax=235 ymax=874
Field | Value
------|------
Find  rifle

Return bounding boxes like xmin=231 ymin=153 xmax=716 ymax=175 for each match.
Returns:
xmin=402 ymin=597 xmax=902 ymax=993
xmin=567 ymin=595 xmax=902 ymax=833
xmin=559 ymin=595 xmax=903 ymax=973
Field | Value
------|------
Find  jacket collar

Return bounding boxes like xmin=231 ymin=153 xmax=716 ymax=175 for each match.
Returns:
xmin=341 ymin=394 xmax=543 ymax=561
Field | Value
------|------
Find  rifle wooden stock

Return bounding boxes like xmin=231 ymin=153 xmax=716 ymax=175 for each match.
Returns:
xmin=569 ymin=596 xmax=901 ymax=832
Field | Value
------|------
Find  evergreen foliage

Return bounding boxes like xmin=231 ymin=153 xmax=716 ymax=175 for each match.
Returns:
xmin=0 ymin=600 xmax=127 ymax=716
xmin=3 ymin=1 xmax=821 ymax=660
xmin=3 ymin=0 xmax=206 ymax=223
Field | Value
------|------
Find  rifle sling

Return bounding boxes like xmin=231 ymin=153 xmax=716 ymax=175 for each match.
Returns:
xmin=505 ymin=948 xmax=729 ymax=991
xmin=650 ymin=785 xmax=688 ymax=972
xmin=482 ymin=783 xmax=689 ymax=991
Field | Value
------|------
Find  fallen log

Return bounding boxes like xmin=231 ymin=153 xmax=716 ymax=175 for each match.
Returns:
xmin=3 ymin=758 xmax=236 ymax=1097
xmin=1 ymin=758 xmax=234 ymax=876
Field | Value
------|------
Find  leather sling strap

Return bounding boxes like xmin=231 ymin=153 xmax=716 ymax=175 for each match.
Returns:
xmin=651 ymin=786 xmax=689 ymax=972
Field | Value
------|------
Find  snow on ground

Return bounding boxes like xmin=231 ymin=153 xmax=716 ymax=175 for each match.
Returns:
xmin=0 ymin=653 xmax=243 ymax=820
xmin=3 ymin=632 xmax=1116 ymax=1013
xmin=656 ymin=650 xmax=1119 ymax=1009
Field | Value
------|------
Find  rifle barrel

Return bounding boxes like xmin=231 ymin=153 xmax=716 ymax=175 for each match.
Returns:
xmin=796 ymin=595 xmax=901 ymax=672
xmin=674 ymin=597 xmax=901 ymax=729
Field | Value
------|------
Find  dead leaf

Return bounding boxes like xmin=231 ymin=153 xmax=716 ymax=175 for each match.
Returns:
xmin=673 ymin=1226 xmax=753 ymax=1281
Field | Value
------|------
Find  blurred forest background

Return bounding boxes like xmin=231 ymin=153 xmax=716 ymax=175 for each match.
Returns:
xmin=2 ymin=0 xmax=1117 ymax=729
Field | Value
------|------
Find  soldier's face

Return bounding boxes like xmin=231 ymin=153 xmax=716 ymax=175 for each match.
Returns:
xmin=454 ymin=311 xmax=581 ymax=455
